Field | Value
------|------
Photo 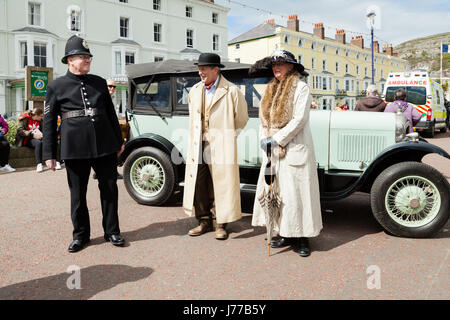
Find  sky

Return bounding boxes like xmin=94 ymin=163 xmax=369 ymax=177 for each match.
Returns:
xmin=215 ymin=0 xmax=450 ymax=47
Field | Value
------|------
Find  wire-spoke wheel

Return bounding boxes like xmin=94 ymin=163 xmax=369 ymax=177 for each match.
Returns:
xmin=371 ymin=162 xmax=449 ymax=238
xmin=124 ymin=147 xmax=176 ymax=206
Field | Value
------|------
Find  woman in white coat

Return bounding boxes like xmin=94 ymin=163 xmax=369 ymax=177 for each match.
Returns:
xmin=251 ymin=50 xmax=322 ymax=257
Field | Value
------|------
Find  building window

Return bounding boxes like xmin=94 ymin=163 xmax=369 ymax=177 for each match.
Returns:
xmin=20 ymin=41 xmax=28 ymax=68
xmin=70 ymin=10 xmax=81 ymax=32
xmin=153 ymin=0 xmax=161 ymax=11
xmin=186 ymin=6 xmax=192 ymax=18
xmin=312 ymin=57 xmax=316 ymax=69
xmin=356 ymin=65 xmax=360 ymax=75
xmin=345 ymin=64 xmax=349 ymax=73
xmin=336 ymin=79 xmax=340 ymax=90
xmin=356 ymin=53 xmax=360 ymax=59
xmin=154 ymin=23 xmax=161 ymax=42
xmin=235 ymin=44 xmax=240 ymax=49
xmin=365 ymin=67 xmax=368 ymax=76
xmin=34 ymin=42 xmax=46 ymax=67
xmin=329 ymin=77 xmax=332 ymax=91
xmin=213 ymin=34 xmax=219 ymax=51
xmin=298 ymin=54 xmax=302 ymax=64
xmin=345 ymin=50 xmax=349 ymax=57
xmin=345 ymin=80 xmax=350 ymax=91
xmin=311 ymin=43 xmax=315 ymax=50
xmin=125 ymin=52 xmax=135 ymax=65
xmin=335 ymin=62 xmax=339 ymax=72
xmin=322 ymin=60 xmax=327 ymax=71
xmin=186 ymin=29 xmax=194 ymax=48
xmin=28 ymin=2 xmax=41 ymax=26
xmin=154 ymin=56 xmax=164 ymax=62
xmin=298 ymin=39 xmax=303 ymax=47
xmin=336 ymin=48 xmax=340 ymax=55
xmin=284 ymin=36 xmax=289 ymax=44
xmin=235 ymin=58 xmax=240 ymax=63
xmin=212 ymin=13 xmax=218 ymax=24
xmin=119 ymin=0 xmax=128 ymax=2
xmin=357 ymin=81 xmax=360 ymax=94
xmin=322 ymin=77 xmax=327 ymax=91
xmin=120 ymin=17 xmax=129 ymax=38
xmin=381 ymin=69 xmax=384 ymax=79
xmin=115 ymin=51 xmax=122 ymax=75
xmin=322 ymin=45 xmax=327 ymax=53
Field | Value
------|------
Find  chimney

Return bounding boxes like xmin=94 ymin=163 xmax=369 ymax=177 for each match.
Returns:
xmin=372 ymin=40 xmax=379 ymax=53
xmin=287 ymin=14 xmax=299 ymax=32
xmin=335 ymin=29 xmax=346 ymax=44
xmin=313 ymin=23 xmax=324 ymax=39
xmin=383 ymin=43 xmax=394 ymax=56
xmin=265 ymin=19 xmax=275 ymax=25
xmin=350 ymin=35 xmax=364 ymax=49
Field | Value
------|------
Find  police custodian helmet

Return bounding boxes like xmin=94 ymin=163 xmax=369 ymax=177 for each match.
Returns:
xmin=61 ymin=35 xmax=93 ymax=64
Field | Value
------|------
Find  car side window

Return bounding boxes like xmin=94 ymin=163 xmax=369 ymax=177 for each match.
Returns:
xmin=136 ymin=79 xmax=171 ymax=109
xmin=176 ymin=76 xmax=199 ymax=107
xmin=228 ymin=77 xmax=270 ymax=118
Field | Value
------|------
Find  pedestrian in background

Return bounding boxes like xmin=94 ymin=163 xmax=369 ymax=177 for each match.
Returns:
xmin=355 ymin=84 xmax=386 ymax=112
xmin=93 ymin=78 xmax=123 ymax=180
xmin=250 ymin=50 xmax=323 ymax=257
xmin=384 ymin=88 xmax=421 ymax=133
xmin=43 ymin=35 xmax=125 ymax=253
xmin=0 ymin=115 xmax=16 ymax=173
xmin=183 ymin=53 xmax=249 ymax=240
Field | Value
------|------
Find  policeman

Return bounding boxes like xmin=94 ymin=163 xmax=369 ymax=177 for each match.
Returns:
xmin=43 ymin=35 xmax=126 ymax=253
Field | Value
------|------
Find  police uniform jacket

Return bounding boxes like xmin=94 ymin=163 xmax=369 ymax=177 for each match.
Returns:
xmin=43 ymin=70 xmax=124 ymax=161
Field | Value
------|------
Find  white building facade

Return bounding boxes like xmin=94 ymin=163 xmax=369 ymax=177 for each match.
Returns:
xmin=0 ymin=0 xmax=229 ymax=116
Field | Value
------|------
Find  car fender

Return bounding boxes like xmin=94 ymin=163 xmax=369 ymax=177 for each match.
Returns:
xmin=356 ymin=140 xmax=450 ymax=193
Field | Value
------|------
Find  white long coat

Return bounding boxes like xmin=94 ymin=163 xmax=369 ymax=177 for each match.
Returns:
xmin=252 ymin=79 xmax=323 ymax=238
xmin=183 ymin=76 xmax=249 ymax=224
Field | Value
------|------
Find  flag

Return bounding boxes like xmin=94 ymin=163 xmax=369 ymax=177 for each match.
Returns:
xmin=443 ymin=44 xmax=449 ymax=53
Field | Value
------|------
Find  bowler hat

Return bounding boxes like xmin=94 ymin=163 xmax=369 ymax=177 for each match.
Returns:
xmin=194 ymin=53 xmax=225 ymax=68
xmin=61 ymin=35 xmax=93 ymax=64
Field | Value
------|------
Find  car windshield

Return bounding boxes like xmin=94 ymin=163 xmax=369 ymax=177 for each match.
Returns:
xmin=176 ymin=76 xmax=270 ymax=111
xmin=385 ymin=86 xmax=427 ymax=105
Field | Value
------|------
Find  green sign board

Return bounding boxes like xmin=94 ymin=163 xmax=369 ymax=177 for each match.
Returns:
xmin=30 ymin=71 xmax=48 ymax=97
xmin=25 ymin=66 xmax=53 ymax=102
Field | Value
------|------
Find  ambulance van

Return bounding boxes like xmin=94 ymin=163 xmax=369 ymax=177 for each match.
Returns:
xmin=383 ymin=71 xmax=447 ymax=137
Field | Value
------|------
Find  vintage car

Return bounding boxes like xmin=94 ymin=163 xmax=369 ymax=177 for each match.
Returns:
xmin=119 ymin=60 xmax=450 ymax=238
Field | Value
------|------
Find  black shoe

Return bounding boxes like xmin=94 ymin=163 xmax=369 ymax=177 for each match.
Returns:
xmin=68 ymin=239 xmax=90 ymax=253
xmin=117 ymin=172 xmax=123 ymax=180
xmin=104 ymin=234 xmax=125 ymax=246
xmin=297 ymin=237 xmax=311 ymax=257
xmin=270 ymin=237 xmax=292 ymax=248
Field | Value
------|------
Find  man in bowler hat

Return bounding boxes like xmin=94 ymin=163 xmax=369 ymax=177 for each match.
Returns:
xmin=182 ymin=53 xmax=248 ymax=240
xmin=43 ymin=35 xmax=126 ymax=252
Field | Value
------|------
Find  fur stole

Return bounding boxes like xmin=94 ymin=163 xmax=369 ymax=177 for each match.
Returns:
xmin=260 ymin=71 xmax=300 ymax=130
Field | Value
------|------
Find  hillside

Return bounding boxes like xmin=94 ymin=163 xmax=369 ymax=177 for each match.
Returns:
xmin=394 ymin=32 xmax=450 ymax=71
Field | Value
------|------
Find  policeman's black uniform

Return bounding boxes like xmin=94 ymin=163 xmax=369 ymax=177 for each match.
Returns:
xmin=43 ymin=36 xmax=124 ymax=244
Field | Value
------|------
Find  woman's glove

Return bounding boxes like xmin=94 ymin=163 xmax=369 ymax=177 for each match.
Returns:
xmin=260 ymin=137 xmax=277 ymax=153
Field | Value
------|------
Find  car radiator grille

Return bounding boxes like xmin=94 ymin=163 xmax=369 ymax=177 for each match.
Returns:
xmin=338 ymin=134 xmax=387 ymax=162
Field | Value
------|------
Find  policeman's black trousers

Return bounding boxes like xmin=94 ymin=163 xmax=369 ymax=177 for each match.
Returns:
xmin=0 ymin=136 xmax=10 ymax=166
xmin=64 ymin=153 xmax=120 ymax=241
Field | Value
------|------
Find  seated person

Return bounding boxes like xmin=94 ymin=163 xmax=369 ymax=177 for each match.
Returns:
xmin=16 ymin=108 xmax=61 ymax=172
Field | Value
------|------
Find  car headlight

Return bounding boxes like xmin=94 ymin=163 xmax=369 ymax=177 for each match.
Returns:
xmin=395 ymin=113 xmax=408 ymax=142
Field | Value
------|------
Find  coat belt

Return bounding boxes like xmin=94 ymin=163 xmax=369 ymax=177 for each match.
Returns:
xmin=61 ymin=108 xmax=105 ymax=121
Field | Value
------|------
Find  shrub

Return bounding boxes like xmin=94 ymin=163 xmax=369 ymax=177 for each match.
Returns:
xmin=5 ymin=118 xmax=18 ymax=146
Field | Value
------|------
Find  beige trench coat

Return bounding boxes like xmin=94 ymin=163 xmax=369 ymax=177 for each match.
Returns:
xmin=183 ymin=75 xmax=249 ymax=224
xmin=252 ymin=79 xmax=323 ymax=238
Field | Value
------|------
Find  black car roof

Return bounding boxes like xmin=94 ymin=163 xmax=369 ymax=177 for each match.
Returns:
xmin=126 ymin=59 xmax=252 ymax=79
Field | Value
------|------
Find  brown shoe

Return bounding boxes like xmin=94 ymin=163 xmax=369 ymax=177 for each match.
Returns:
xmin=215 ymin=224 xmax=228 ymax=240
xmin=188 ymin=220 xmax=212 ymax=236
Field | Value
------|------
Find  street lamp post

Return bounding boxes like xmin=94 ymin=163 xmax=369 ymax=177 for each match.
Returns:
xmin=367 ymin=12 xmax=376 ymax=85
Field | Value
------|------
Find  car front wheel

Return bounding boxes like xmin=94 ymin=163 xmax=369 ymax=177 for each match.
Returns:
xmin=123 ymin=146 xmax=176 ymax=206
xmin=370 ymin=161 xmax=449 ymax=238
